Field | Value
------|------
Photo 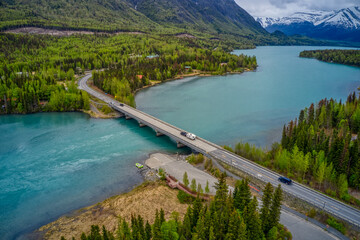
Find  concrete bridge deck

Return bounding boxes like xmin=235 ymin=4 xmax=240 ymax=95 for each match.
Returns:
xmin=79 ymin=73 xmax=360 ymax=230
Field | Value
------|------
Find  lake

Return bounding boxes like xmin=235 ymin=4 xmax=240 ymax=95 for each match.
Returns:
xmin=136 ymin=46 xmax=360 ymax=147
xmin=0 ymin=46 xmax=359 ymax=239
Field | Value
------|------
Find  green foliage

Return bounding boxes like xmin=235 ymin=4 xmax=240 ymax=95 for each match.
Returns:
xmin=190 ymin=179 xmax=197 ymax=192
xmin=260 ymin=183 xmax=274 ymax=233
xmin=101 ymin=105 xmax=113 ymax=114
xmin=327 ymin=217 xmax=346 ymax=234
xmin=205 ymin=181 xmax=210 ymax=194
xmin=182 ymin=172 xmax=189 ymax=187
xmin=300 ymin=50 xmax=360 ymax=67
xmin=186 ymin=154 xmax=204 ymax=165
xmin=231 ymin=92 xmax=360 ymax=206
xmin=77 ymin=175 xmax=286 ymax=240
xmin=0 ymin=32 xmax=258 ymax=114
xmin=177 ymin=190 xmax=195 ymax=204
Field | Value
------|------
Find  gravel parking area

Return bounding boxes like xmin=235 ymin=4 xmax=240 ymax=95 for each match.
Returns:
xmin=146 ymin=153 xmax=220 ymax=194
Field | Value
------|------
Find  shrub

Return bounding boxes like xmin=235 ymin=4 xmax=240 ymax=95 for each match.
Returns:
xmin=307 ymin=208 xmax=317 ymax=218
xmin=341 ymin=193 xmax=351 ymax=202
xmin=177 ymin=190 xmax=195 ymax=204
xmin=327 ymin=217 xmax=346 ymax=234
xmin=101 ymin=105 xmax=112 ymax=114
xmin=186 ymin=154 xmax=205 ymax=165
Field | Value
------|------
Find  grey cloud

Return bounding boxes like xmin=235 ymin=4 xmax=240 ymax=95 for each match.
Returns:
xmin=268 ymin=0 xmax=297 ymax=9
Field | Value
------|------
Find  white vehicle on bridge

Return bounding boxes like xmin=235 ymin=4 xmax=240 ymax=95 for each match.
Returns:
xmin=180 ymin=131 xmax=196 ymax=140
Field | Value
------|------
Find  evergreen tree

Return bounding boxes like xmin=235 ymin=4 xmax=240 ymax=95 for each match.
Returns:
xmin=243 ymin=197 xmax=263 ymax=240
xmin=183 ymin=172 xmax=189 ymax=187
xmin=160 ymin=209 xmax=165 ymax=225
xmin=181 ymin=207 xmax=192 ymax=240
xmin=269 ymin=185 xmax=283 ymax=230
xmin=260 ymin=182 xmax=273 ymax=233
xmin=191 ymin=197 xmax=202 ymax=230
xmin=225 ymin=210 xmax=240 ymax=240
xmin=214 ymin=172 xmax=228 ymax=211
xmin=152 ymin=210 xmax=162 ymax=240
xmin=145 ymin=221 xmax=152 ymax=240
xmin=190 ymin=179 xmax=197 ymax=192
xmin=205 ymin=181 xmax=210 ymax=194
xmin=234 ymin=179 xmax=251 ymax=212
xmin=209 ymin=226 xmax=216 ymax=240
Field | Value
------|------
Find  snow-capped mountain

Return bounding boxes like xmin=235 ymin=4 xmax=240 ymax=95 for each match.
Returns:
xmin=256 ymin=6 xmax=360 ymax=42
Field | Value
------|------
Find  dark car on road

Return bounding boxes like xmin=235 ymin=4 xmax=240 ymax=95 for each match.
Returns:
xmin=278 ymin=176 xmax=292 ymax=185
xmin=119 ymin=103 xmax=124 ymax=107
xmin=180 ymin=131 xmax=187 ymax=136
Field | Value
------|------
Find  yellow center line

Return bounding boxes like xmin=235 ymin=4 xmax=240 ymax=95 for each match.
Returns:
xmin=331 ymin=205 xmax=339 ymax=210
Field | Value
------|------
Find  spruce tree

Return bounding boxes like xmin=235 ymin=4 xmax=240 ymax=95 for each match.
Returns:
xmin=197 ymin=183 xmax=203 ymax=194
xmin=214 ymin=172 xmax=228 ymax=211
xmin=119 ymin=217 xmax=131 ymax=240
xmin=260 ymin=182 xmax=273 ymax=233
xmin=234 ymin=179 xmax=251 ymax=212
xmin=195 ymin=208 xmax=207 ymax=240
xmin=269 ymin=185 xmax=283 ymax=230
xmin=238 ymin=215 xmax=247 ymax=240
xmin=209 ymin=226 xmax=216 ymax=240
xmin=152 ymin=210 xmax=162 ymax=240
xmin=137 ymin=215 xmax=145 ymax=238
xmin=191 ymin=179 xmax=197 ymax=192
xmin=205 ymin=180 xmax=210 ymax=194
xmin=191 ymin=197 xmax=202 ymax=230
xmin=181 ymin=207 xmax=192 ymax=240
xmin=225 ymin=210 xmax=240 ymax=240
xmin=160 ymin=208 xmax=165 ymax=225
xmin=244 ymin=197 xmax=263 ymax=240
xmin=145 ymin=221 xmax=152 ymax=240
xmin=183 ymin=172 xmax=189 ymax=187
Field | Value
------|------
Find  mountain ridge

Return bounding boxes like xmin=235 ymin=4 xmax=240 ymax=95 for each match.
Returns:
xmin=0 ymin=0 xmax=265 ymax=36
xmin=256 ymin=6 xmax=360 ymax=42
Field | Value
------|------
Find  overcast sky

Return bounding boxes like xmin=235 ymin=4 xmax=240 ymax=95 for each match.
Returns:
xmin=235 ymin=0 xmax=359 ymax=18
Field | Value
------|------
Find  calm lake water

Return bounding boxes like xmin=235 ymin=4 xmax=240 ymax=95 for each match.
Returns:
xmin=0 ymin=46 xmax=359 ymax=239
xmin=136 ymin=46 xmax=360 ymax=147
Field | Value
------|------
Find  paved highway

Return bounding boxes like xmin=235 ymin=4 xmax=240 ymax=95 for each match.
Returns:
xmin=79 ymin=73 xmax=360 ymax=229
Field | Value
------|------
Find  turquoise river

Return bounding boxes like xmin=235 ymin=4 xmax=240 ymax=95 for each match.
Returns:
xmin=0 ymin=46 xmax=359 ymax=239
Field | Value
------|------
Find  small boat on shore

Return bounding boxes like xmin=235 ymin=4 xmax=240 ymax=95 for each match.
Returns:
xmin=135 ymin=163 xmax=144 ymax=169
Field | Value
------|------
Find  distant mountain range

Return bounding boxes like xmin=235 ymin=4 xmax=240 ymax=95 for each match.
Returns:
xmin=256 ymin=6 xmax=360 ymax=42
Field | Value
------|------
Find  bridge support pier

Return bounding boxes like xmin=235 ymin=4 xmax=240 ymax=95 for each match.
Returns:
xmin=155 ymin=130 xmax=164 ymax=137
xmin=177 ymin=142 xmax=185 ymax=148
xmin=139 ymin=122 xmax=146 ymax=127
xmin=125 ymin=115 xmax=132 ymax=120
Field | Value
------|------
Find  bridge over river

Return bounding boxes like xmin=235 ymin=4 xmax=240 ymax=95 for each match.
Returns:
xmin=79 ymin=73 xmax=360 ymax=230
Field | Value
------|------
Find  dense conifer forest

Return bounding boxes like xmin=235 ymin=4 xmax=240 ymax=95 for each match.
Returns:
xmin=0 ymin=33 xmax=256 ymax=113
xmin=92 ymin=44 xmax=257 ymax=106
xmin=300 ymin=49 xmax=360 ymax=67
xmin=62 ymin=174 xmax=290 ymax=240
xmin=227 ymin=92 xmax=360 ymax=206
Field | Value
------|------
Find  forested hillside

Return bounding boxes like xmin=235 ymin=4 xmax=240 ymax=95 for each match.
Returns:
xmin=0 ymin=0 xmax=161 ymax=32
xmin=300 ymin=50 xmax=360 ymax=67
xmin=227 ymin=92 xmax=360 ymax=207
xmin=127 ymin=0 xmax=265 ymax=35
xmin=0 ymin=0 xmax=263 ymax=36
xmin=64 ymin=174 xmax=290 ymax=240
xmin=0 ymin=0 xmax=332 ymax=46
